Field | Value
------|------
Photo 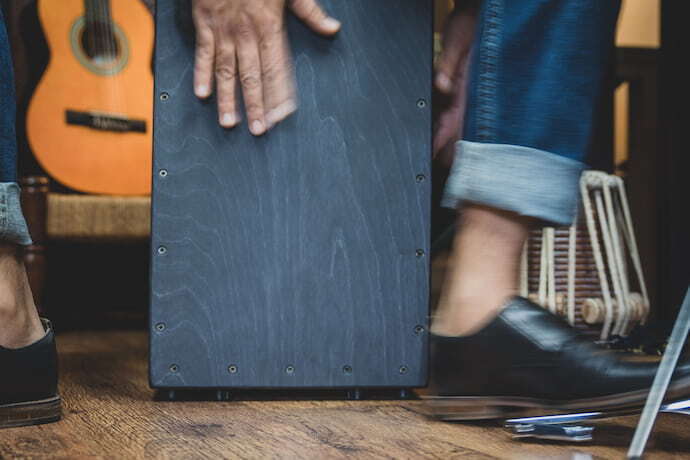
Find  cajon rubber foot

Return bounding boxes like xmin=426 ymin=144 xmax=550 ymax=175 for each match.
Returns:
xmin=347 ymin=389 xmax=363 ymax=400
xmin=216 ymin=391 xmax=231 ymax=401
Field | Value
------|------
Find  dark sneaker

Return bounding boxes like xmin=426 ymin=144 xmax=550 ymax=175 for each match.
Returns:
xmin=426 ymin=297 xmax=690 ymax=420
xmin=0 ymin=319 xmax=61 ymax=428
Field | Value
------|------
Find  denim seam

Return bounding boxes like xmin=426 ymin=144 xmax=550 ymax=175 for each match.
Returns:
xmin=476 ymin=0 xmax=502 ymax=142
xmin=0 ymin=183 xmax=33 ymax=245
xmin=442 ymin=140 xmax=585 ymax=226
xmin=0 ymin=192 xmax=7 ymax=242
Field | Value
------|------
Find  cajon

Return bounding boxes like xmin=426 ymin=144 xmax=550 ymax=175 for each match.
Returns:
xmin=150 ymin=0 xmax=432 ymax=391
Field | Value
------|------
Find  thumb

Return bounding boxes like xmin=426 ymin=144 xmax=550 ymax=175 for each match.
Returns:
xmin=435 ymin=12 xmax=476 ymax=94
xmin=288 ymin=0 xmax=341 ymax=36
xmin=435 ymin=38 xmax=464 ymax=94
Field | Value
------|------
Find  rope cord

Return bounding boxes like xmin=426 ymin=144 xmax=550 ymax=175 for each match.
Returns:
xmin=546 ymin=227 xmax=556 ymax=314
xmin=616 ymin=176 xmax=651 ymax=323
xmin=538 ymin=231 xmax=548 ymax=307
xmin=520 ymin=240 xmax=528 ymax=298
xmin=594 ymin=188 xmax=627 ymax=336
xmin=532 ymin=171 xmax=647 ymax=338
xmin=566 ymin=223 xmax=577 ymax=326
xmin=581 ymin=172 xmax=614 ymax=339
xmin=603 ymin=179 xmax=632 ymax=334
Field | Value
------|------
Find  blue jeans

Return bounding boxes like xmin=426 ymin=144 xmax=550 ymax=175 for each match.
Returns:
xmin=443 ymin=0 xmax=621 ymax=226
xmin=0 ymin=8 xmax=32 ymax=245
xmin=0 ymin=1 xmax=622 ymax=244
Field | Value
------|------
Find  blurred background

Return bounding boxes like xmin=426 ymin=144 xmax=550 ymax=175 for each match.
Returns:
xmin=0 ymin=0 xmax=688 ymax=336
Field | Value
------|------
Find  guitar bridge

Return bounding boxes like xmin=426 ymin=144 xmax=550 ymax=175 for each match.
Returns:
xmin=65 ymin=110 xmax=146 ymax=133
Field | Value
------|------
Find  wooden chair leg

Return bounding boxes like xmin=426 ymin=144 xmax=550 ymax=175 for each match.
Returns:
xmin=20 ymin=176 xmax=49 ymax=314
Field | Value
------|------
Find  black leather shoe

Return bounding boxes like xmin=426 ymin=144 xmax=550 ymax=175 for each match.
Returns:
xmin=426 ymin=297 xmax=690 ymax=420
xmin=0 ymin=319 xmax=61 ymax=428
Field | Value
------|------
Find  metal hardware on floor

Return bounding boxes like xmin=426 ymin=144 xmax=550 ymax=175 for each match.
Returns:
xmin=510 ymin=424 xmax=594 ymax=442
xmin=505 ymin=286 xmax=690 ymax=449
xmin=505 ymin=398 xmax=690 ymax=442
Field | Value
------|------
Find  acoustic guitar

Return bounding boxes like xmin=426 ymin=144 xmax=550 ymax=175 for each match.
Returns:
xmin=27 ymin=0 xmax=154 ymax=195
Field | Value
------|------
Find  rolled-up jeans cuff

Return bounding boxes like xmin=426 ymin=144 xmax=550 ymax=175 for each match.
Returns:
xmin=442 ymin=140 xmax=585 ymax=226
xmin=0 ymin=182 xmax=33 ymax=245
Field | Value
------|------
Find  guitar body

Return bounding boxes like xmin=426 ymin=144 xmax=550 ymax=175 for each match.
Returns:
xmin=27 ymin=0 xmax=153 ymax=195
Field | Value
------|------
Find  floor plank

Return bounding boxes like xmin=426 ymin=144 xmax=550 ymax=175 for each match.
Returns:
xmin=1 ymin=331 xmax=689 ymax=459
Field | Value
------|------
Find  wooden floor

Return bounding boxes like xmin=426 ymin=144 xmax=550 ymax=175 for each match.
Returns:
xmin=1 ymin=330 xmax=689 ymax=459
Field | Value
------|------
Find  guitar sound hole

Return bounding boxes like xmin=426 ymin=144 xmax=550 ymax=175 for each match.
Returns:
xmin=80 ymin=23 xmax=121 ymax=62
xmin=71 ymin=17 xmax=129 ymax=75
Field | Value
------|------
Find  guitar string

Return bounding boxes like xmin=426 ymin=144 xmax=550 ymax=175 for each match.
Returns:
xmin=105 ymin=0 xmax=124 ymax=118
xmin=96 ymin=0 xmax=126 ymax=126
xmin=82 ymin=0 xmax=125 ymax=161
xmin=102 ymin=0 xmax=121 ymax=116
xmin=112 ymin=0 xmax=128 ymax=127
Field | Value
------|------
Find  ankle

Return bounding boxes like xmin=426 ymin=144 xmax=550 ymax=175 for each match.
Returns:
xmin=0 ymin=245 xmax=29 ymax=313
xmin=431 ymin=293 xmax=513 ymax=336
xmin=0 ymin=306 xmax=45 ymax=349
xmin=0 ymin=294 xmax=26 ymax=319
xmin=0 ymin=245 xmax=44 ymax=348
xmin=431 ymin=205 xmax=530 ymax=337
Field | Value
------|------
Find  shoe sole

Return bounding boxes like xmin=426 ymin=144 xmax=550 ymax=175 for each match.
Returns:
xmin=423 ymin=375 xmax=690 ymax=421
xmin=0 ymin=396 xmax=62 ymax=429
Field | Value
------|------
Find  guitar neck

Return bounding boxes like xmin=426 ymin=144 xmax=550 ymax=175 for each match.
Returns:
xmin=83 ymin=0 xmax=116 ymax=57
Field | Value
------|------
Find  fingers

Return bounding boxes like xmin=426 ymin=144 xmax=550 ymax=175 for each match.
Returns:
xmin=260 ymin=28 xmax=297 ymax=129
xmin=433 ymin=58 xmax=471 ymax=157
xmin=435 ymin=11 xmax=477 ymax=94
xmin=435 ymin=22 xmax=465 ymax=93
xmin=237 ymin=31 xmax=266 ymax=136
xmin=193 ymin=13 xmax=215 ymax=99
xmin=215 ymin=37 xmax=240 ymax=128
xmin=192 ymin=0 xmax=314 ymax=134
xmin=288 ymin=0 xmax=341 ymax=36
xmin=435 ymin=46 xmax=462 ymax=94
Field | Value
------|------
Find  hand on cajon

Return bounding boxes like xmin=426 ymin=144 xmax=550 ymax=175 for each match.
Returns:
xmin=192 ymin=0 xmax=341 ymax=135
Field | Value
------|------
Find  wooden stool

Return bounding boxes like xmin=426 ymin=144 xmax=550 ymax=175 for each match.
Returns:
xmin=20 ymin=176 xmax=150 ymax=311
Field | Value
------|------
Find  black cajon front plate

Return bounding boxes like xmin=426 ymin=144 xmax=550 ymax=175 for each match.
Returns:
xmin=150 ymin=0 xmax=432 ymax=389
